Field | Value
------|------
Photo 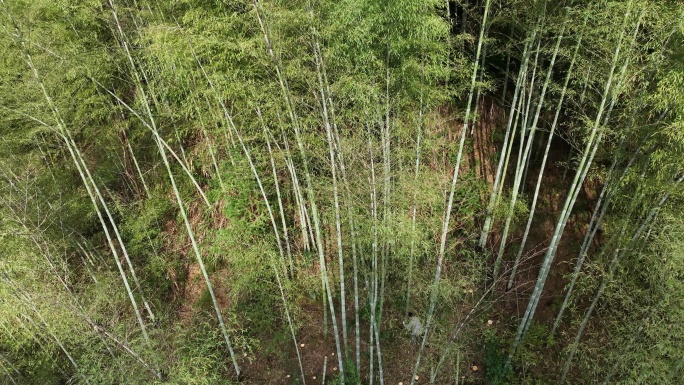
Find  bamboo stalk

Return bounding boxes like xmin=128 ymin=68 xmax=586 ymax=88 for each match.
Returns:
xmin=67 ymin=135 xmax=157 ymax=323
xmin=317 ymin=45 xmax=361 ymax=366
xmin=411 ymin=2 xmax=492 ymax=383
xmin=272 ymin=116 xmax=312 ymax=252
xmin=0 ymin=353 xmax=20 ymax=385
xmin=508 ymin=17 xmax=585 ymax=289
xmin=0 ymin=189 xmax=160 ymax=378
xmin=121 ymin=124 xmax=151 ymax=198
xmin=554 ymin=14 xmax=666 ymax=334
xmin=252 ymin=2 xmax=345 ymax=380
xmin=155 ymin=132 xmax=242 ymax=376
xmin=107 ymin=0 xmax=242 ymax=375
xmin=259 ymin=110 xmax=295 ymax=275
xmin=560 ymin=172 xmax=684 ymax=382
xmin=552 ymin=138 xmax=646 ymax=334
xmin=311 ymin=22 xmax=348 ymax=355
xmin=329 ymin=92 xmax=362 ymax=373
xmin=189 ymin=47 xmax=307 ymax=380
xmin=8 ymin=33 xmax=154 ymax=349
xmin=1 ymin=272 xmax=91 ymax=384
xmin=406 ymin=57 xmax=425 ymax=315
xmin=368 ymin=124 xmax=382 ymax=385
xmin=95 ymin=83 xmax=212 ymax=208
xmin=379 ymin=61 xmax=392 ymax=329
xmin=508 ymin=3 xmax=635 ymax=365
xmin=479 ymin=24 xmax=537 ymax=249
xmin=194 ymin=100 xmax=225 ymax=191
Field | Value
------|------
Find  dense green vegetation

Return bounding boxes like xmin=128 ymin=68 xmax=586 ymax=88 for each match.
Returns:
xmin=1 ymin=0 xmax=683 ymax=383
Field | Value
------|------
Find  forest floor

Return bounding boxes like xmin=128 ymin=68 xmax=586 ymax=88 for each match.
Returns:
xmin=169 ymin=100 xmax=601 ymax=384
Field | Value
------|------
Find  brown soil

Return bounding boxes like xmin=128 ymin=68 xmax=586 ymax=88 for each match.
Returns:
xmin=471 ymin=97 xmax=502 ymax=186
xmin=238 ymin=301 xmax=442 ymax=384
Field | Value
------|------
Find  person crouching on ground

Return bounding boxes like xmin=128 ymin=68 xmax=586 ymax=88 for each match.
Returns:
xmin=403 ymin=312 xmax=423 ymax=344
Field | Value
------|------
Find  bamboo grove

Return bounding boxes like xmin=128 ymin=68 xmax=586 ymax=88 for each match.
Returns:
xmin=0 ymin=0 xmax=683 ymax=384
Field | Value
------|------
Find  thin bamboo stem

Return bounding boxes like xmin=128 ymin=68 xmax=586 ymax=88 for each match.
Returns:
xmin=252 ymin=2 xmax=344 ymax=380
xmin=412 ymin=2 xmax=491 ymax=383
xmin=479 ymin=24 xmax=537 ymax=249
xmin=560 ymin=172 xmax=684 ymax=382
xmin=508 ymin=3 xmax=635 ymax=365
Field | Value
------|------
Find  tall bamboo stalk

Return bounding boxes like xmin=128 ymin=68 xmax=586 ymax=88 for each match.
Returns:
xmin=311 ymin=22 xmax=348 ymax=354
xmin=259 ymin=110 xmax=294 ymax=275
xmin=121 ymin=124 xmax=151 ymax=198
xmin=379 ymin=62 xmax=392 ymax=327
xmin=405 ymin=61 xmax=425 ymax=315
xmin=68 ymin=135 xmax=156 ymax=322
xmin=95 ymin=81 xmax=212 ymax=208
xmin=325 ymin=61 xmax=362 ymax=373
xmin=411 ymin=2 xmax=491 ymax=383
xmin=156 ymin=133 xmax=243 ymax=375
xmin=560 ymin=172 xmax=684 ymax=382
xmin=553 ymin=16 xmax=665 ymax=334
xmin=193 ymin=100 xmax=225 ymax=191
xmin=479 ymin=24 xmax=537 ymax=249
xmin=107 ymin=0 xmax=242 ymax=375
xmin=189 ymin=43 xmax=307 ymax=380
xmin=0 ymin=352 xmax=20 ymax=385
xmin=273 ymin=113 xmax=312 ymax=252
xmin=368 ymin=124 xmax=384 ymax=385
xmin=508 ymin=14 xmax=581 ymax=289
xmin=252 ymin=2 xmax=345 ymax=380
xmin=508 ymin=3 xmax=635 ymax=365
xmin=0 ymin=187 xmax=160 ymax=378
xmin=552 ymin=138 xmax=646 ymax=333
xmin=6 ymin=27 xmax=154 ymax=349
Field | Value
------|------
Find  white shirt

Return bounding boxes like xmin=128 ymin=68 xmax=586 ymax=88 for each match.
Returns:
xmin=404 ymin=316 xmax=423 ymax=337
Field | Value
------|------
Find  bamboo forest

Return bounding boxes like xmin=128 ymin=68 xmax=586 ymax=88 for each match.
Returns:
xmin=1 ymin=0 xmax=684 ymax=384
